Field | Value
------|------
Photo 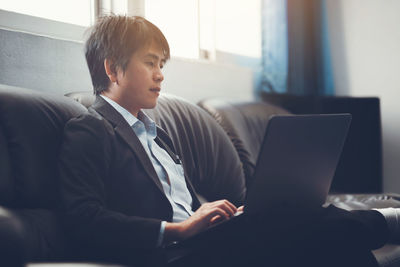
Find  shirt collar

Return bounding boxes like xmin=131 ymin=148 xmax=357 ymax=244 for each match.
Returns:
xmin=100 ymin=95 xmax=157 ymax=139
xmin=137 ymin=111 xmax=157 ymax=139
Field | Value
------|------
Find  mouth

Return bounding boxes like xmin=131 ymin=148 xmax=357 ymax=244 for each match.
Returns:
xmin=149 ymin=87 xmax=161 ymax=94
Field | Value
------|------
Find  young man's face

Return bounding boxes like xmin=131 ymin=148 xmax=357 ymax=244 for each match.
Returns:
xmin=105 ymin=42 xmax=166 ymax=117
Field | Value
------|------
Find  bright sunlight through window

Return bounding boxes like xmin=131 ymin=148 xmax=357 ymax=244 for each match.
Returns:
xmin=0 ymin=0 xmax=93 ymax=26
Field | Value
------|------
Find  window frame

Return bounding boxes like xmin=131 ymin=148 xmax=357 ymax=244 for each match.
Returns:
xmin=0 ymin=8 xmax=89 ymax=42
xmin=0 ymin=0 xmax=260 ymax=63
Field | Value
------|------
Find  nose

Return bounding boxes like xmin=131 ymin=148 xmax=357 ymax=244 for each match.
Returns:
xmin=154 ymin=67 xmax=164 ymax=83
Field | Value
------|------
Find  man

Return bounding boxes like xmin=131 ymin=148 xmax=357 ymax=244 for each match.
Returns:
xmin=59 ymin=15 xmax=397 ymax=266
xmin=59 ymin=15 xmax=243 ymax=265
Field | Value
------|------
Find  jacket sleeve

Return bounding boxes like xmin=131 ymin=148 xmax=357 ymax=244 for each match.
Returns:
xmin=58 ymin=114 xmax=162 ymax=252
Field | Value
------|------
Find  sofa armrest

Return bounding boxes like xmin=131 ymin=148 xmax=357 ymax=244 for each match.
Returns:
xmin=261 ymin=93 xmax=383 ymax=194
xmin=326 ymin=194 xmax=400 ymax=211
xmin=0 ymin=206 xmax=25 ymax=266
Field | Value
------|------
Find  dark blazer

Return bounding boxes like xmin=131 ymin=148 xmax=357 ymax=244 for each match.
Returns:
xmin=58 ymin=96 xmax=200 ymax=263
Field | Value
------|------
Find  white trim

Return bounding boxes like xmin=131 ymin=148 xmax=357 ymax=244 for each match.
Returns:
xmin=91 ymin=0 xmax=100 ymax=25
xmin=127 ymin=0 xmax=145 ymax=16
xmin=0 ymin=9 xmax=88 ymax=42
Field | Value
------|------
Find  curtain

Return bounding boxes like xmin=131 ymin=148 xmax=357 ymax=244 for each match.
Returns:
xmin=260 ymin=0 xmax=334 ymax=96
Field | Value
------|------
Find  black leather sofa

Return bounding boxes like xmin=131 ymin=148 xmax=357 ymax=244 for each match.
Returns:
xmin=260 ymin=92 xmax=383 ymax=194
xmin=1 ymin=84 xmax=400 ymax=266
xmin=0 ymin=84 xmax=245 ymax=266
xmin=198 ymin=97 xmax=400 ymax=267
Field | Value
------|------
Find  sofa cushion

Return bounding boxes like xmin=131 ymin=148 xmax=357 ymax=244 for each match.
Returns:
xmin=0 ymin=85 xmax=87 ymax=208
xmin=146 ymin=95 xmax=246 ymax=205
xmin=261 ymin=93 xmax=383 ymax=193
xmin=65 ymin=91 xmax=96 ymax=108
xmin=0 ymin=206 xmax=25 ymax=266
xmin=65 ymin=92 xmax=247 ymax=205
xmin=198 ymin=99 xmax=291 ymax=187
xmin=325 ymin=194 xmax=400 ymax=266
xmin=326 ymin=194 xmax=400 ymax=211
xmin=0 ymin=124 xmax=14 ymax=205
xmin=13 ymin=209 xmax=70 ymax=261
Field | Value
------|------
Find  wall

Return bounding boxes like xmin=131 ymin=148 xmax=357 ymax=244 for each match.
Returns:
xmin=163 ymin=58 xmax=254 ymax=103
xmin=0 ymin=28 xmax=254 ymax=104
xmin=0 ymin=28 xmax=92 ymax=94
xmin=326 ymin=0 xmax=400 ymax=193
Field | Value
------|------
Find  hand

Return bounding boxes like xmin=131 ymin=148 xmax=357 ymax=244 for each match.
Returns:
xmin=164 ymin=199 xmax=238 ymax=242
xmin=209 ymin=205 xmax=245 ymax=225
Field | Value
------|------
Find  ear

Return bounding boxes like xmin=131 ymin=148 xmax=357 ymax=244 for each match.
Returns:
xmin=104 ymin=59 xmax=118 ymax=84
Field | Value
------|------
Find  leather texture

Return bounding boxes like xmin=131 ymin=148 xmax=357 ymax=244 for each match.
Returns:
xmin=261 ymin=93 xmax=383 ymax=193
xmin=0 ymin=86 xmax=246 ymax=263
xmin=0 ymin=207 xmax=25 ymax=267
xmin=327 ymin=194 xmax=400 ymax=211
xmin=65 ymin=92 xmax=247 ymax=205
xmin=65 ymin=91 xmax=96 ymax=108
xmin=1 ymin=85 xmax=399 ymax=266
xmin=0 ymin=85 xmax=87 ymax=208
xmin=0 ymin=123 xmax=13 ymax=205
xmin=58 ymin=96 xmax=201 ymax=264
xmin=198 ymin=97 xmax=400 ymax=267
xmin=0 ymin=84 xmax=87 ymax=261
xmin=144 ymin=95 xmax=246 ymax=204
xmin=27 ymin=264 xmax=126 ymax=267
xmin=198 ymin=99 xmax=290 ymax=187
xmin=326 ymin=194 xmax=400 ymax=266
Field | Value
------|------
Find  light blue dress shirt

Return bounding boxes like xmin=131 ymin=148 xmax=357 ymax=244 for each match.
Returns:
xmin=100 ymin=95 xmax=194 ymax=246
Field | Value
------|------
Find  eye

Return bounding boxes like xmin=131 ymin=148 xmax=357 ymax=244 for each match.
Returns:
xmin=146 ymin=62 xmax=154 ymax=67
xmin=160 ymin=64 xmax=164 ymax=69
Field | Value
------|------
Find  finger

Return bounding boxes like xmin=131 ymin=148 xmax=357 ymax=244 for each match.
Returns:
xmin=224 ymin=199 xmax=237 ymax=213
xmin=219 ymin=200 xmax=237 ymax=216
xmin=210 ymin=215 xmax=224 ymax=225
xmin=207 ymin=207 xmax=230 ymax=221
xmin=218 ymin=199 xmax=237 ymax=212
xmin=209 ymin=200 xmax=237 ymax=217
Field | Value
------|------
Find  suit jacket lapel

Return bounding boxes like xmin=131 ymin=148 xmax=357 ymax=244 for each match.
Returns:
xmin=155 ymin=127 xmax=201 ymax=209
xmin=91 ymin=96 xmax=164 ymax=194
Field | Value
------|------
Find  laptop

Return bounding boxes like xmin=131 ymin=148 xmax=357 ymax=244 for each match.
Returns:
xmin=245 ymin=113 xmax=352 ymax=215
xmin=170 ymin=113 xmax=352 ymax=248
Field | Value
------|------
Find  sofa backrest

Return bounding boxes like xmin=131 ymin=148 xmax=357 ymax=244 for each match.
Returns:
xmin=0 ymin=85 xmax=87 ymax=208
xmin=65 ymin=91 xmax=247 ymax=205
xmin=261 ymin=93 xmax=383 ymax=193
xmin=0 ymin=85 xmax=89 ymax=260
xmin=200 ymin=95 xmax=384 ymax=194
xmin=0 ymin=86 xmax=246 ymax=208
xmin=0 ymin=86 xmax=246 ymax=261
xmin=198 ymin=99 xmax=291 ymax=187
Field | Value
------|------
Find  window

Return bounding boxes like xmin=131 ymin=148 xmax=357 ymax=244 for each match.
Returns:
xmin=145 ymin=0 xmax=261 ymax=60
xmin=215 ymin=0 xmax=261 ymax=58
xmin=0 ymin=0 xmax=94 ymax=26
xmin=145 ymin=0 xmax=199 ymax=59
xmin=0 ymin=0 xmax=261 ymax=60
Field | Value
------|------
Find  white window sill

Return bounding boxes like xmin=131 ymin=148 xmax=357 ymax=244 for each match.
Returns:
xmin=0 ymin=9 xmax=87 ymax=43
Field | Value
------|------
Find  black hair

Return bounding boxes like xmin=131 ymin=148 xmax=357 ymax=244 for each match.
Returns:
xmin=85 ymin=15 xmax=170 ymax=95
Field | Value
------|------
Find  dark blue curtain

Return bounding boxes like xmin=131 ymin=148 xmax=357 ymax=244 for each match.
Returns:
xmin=260 ymin=0 xmax=334 ymax=96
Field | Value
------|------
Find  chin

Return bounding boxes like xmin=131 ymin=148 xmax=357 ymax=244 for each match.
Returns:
xmin=144 ymin=100 xmax=158 ymax=110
